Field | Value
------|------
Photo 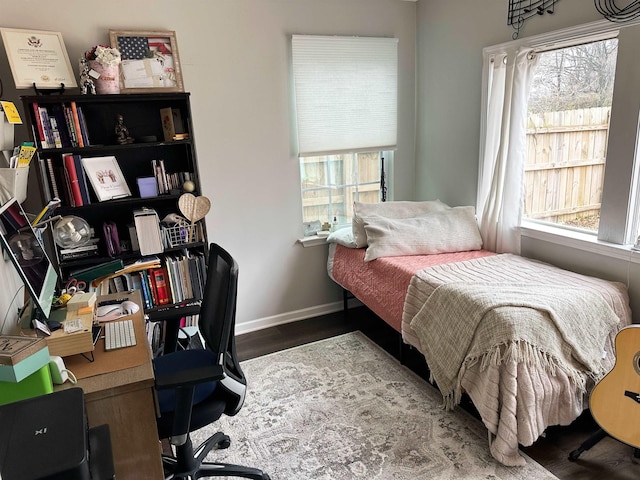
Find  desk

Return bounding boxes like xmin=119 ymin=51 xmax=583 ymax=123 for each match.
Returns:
xmin=56 ymin=291 xmax=163 ymax=480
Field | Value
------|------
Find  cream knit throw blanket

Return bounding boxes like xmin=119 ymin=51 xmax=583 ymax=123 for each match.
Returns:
xmin=410 ymin=282 xmax=620 ymax=409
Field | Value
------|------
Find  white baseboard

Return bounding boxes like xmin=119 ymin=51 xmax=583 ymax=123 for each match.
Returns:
xmin=235 ymin=301 xmax=345 ymax=336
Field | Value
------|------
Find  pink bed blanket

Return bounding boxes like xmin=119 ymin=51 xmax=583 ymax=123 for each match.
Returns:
xmin=328 ymin=244 xmax=494 ymax=331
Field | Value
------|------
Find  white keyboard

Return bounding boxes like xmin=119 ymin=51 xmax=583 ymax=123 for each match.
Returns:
xmin=104 ymin=319 xmax=137 ymax=351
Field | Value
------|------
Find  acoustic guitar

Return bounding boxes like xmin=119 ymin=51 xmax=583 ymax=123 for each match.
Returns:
xmin=590 ymin=325 xmax=640 ymax=449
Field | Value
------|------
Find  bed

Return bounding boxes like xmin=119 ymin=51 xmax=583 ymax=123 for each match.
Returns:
xmin=326 ymin=201 xmax=632 ymax=467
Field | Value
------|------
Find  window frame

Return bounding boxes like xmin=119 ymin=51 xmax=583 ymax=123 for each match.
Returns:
xmin=480 ymin=18 xmax=640 ymax=258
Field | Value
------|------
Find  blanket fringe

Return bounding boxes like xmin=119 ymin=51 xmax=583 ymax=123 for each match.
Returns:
xmin=441 ymin=340 xmax=604 ymax=410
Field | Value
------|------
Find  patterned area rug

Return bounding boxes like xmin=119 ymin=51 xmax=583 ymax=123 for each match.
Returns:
xmin=191 ymin=331 xmax=558 ymax=479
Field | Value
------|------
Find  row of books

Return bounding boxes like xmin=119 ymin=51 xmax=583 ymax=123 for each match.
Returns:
xmin=102 ymin=251 xmax=206 ymax=309
xmin=37 ymin=153 xmax=195 ymax=206
xmin=152 ymin=159 xmax=194 ymax=195
xmin=30 ymin=101 xmax=90 ymax=150
xmin=38 ymin=154 xmax=92 ymax=207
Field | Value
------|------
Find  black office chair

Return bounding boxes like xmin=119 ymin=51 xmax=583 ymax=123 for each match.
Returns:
xmin=153 ymin=243 xmax=270 ymax=479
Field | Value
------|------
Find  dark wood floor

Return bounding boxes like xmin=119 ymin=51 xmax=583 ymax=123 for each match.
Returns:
xmin=235 ymin=307 xmax=640 ymax=480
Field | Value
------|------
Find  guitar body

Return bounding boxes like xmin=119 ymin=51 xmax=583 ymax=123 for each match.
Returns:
xmin=590 ymin=324 xmax=640 ymax=449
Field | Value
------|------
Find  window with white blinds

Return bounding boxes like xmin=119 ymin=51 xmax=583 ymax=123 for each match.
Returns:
xmin=291 ymin=35 xmax=398 ymax=156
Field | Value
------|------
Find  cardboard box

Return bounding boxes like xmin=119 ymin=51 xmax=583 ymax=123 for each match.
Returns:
xmin=66 ymin=291 xmax=97 ymax=312
xmin=0 ymin=336 xmax=47 ymax=366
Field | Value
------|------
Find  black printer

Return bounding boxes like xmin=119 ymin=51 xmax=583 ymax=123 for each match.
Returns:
xmin=0 ymin=387 xmax=114 ymax=480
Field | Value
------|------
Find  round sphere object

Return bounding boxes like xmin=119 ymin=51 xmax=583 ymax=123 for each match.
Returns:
xmin=183 ymin=180 xmax=196 ymax=192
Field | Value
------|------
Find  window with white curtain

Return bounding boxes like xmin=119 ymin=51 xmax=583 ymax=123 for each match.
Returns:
xmin=478 ymin=21 xmax=640 ymax=254
xmin=291 ymin=35 xmax=398 ymax=229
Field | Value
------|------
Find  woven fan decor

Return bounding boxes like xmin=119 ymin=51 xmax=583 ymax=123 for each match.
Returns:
xmin=178 ymin=193 xmax=211 ymax=242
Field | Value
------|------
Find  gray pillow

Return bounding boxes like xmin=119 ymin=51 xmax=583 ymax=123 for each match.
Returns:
xmin=362 ymin=206 xmax=483 ymax=261
xmin=352 ymin=200 xmax=450 ymax=248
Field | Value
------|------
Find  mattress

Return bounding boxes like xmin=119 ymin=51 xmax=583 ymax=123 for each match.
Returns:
xmin=328 ymin=243 xmax=494 ymax=332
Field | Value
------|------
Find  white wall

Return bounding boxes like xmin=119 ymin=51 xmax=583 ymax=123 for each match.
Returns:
xmin=0 ymin=0 xmax=417 ymax=333
xmin=415 ymin=0 xmax=640 ymax=320
xmin=5 ymin=1 xmax=630 ymax=336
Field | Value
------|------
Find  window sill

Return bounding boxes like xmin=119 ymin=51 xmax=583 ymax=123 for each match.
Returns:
xmin=520 ymin=221 xmax=640 ymax=264
xmin=297 ymin=235 xmax=329 ymax=247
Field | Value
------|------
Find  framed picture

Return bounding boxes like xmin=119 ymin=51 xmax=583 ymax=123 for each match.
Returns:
xmin=81 ymin=155 xmax=132 ymax=201
xmin=0 ymin=28 xmax=77 ymax=89
xmin=109 ymin=29 xmax=184 ymax=93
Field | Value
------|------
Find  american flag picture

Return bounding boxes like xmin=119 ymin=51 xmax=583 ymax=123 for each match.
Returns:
xmin=117 ymin=36 xmax=149 ymax=60
xmin=113 ymin=31 xmax=182 ymax=90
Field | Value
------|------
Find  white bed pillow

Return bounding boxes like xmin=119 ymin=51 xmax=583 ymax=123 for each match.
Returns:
xmin=352 ymin=200 xmax=450 ymax=248
xmin=362 ymin=206 xmax=483 ymax=261
xmin=326 ymin=227 xmax=358 ymax=248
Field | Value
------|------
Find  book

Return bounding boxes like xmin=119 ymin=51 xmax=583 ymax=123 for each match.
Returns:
xmin=139 ymin=271 xmax=153 ymax=309
xmin=152 ymin=267 xmax=171 ymax=305
xmin=60 ymin=250 xmax=99 ymax=261
xmin=147 ymin=269 xmax=158 ymax=306
xmin=38 ymin=106 xmax=54 ymax=149
xmin=49 ymin=116 xmax=63 ymax=148
xmin=50 ymin=103 xmax=72 ymax=148
xmin=130 ymin=272 xmax=143 ymax=292
xmin=73 ymin=155 xmax=91 ymax=205
xmin=0 ymin=336 xmax=47 ymax=366
xmin=31 ymin=102 xmax=46 ymax=148
xmin=152 ymin=159 xmax=166 ymax=195
xmin=63 ymin=153 xmax=83 ymax=206
xmin=70 ymin=101 xmax=84 ymax=147
xmin=59 ymin=244 xmax=98 ymax=255
xmin=76 ymin=106 xmax=90 ymax=146
xmin=44 ymin=158 xmax=60 ymax=200
xmin=112 ymin=275 xmax=125 ymax=292
xmin=64 ymin=105 xmax=79 ymax=147
xmin=160 ymin=107 xmax=175 ymax=142
xmin=37 ymin=156 xmax=52 ymax=202
xmin=71 ymin=259 xmax=124 ymax=285
xmin=81 ymin=155 xmax=131 ymax=201
xmin=159 ymin=159 xmax=169 ymax=194
xmin=61 ymin=163 xmax=76 ymax=207
xmin=176 ymin=255 xmax=192 ymax=300
xmin=164 ymin=257 xmax=178 ymax=304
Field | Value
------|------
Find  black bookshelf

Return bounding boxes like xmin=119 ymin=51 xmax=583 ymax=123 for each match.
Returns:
xmin=21 ymin=93 xmax=208 ymax=319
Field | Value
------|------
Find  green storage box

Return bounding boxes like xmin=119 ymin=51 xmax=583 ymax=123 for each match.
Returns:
xmin=0 ymin=364 xmax=53 ymax=406
xmin=0 ymin=346 xmax=51 ymax=383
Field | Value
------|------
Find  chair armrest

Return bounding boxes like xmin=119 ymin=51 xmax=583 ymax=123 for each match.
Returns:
xmin=155 ymin=364 xmax=224 ymax=390
xmin=148 ymin=302 xmax=203 ymax=354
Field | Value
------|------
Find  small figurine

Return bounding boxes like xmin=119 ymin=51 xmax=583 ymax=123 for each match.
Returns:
xmin=79 ymin=58 xmax=96 ymax=95
xmin=115 ymin=114 xmax=134 ymax=144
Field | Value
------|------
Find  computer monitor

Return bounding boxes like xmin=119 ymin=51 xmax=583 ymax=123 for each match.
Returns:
xmin=0 ymin=197 xmax=58 ymax=324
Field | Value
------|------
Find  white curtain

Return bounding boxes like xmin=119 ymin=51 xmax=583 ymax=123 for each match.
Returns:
xmin=477 ymin=48 xmax=538 ymax=254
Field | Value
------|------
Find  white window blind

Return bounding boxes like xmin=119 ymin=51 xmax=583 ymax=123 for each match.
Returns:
xmin=292 ymin=35 xmax=398 ymax=156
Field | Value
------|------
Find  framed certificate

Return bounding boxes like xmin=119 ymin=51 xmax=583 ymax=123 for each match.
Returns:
xmin=0 ymin=28 xmax=77 ymax=89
